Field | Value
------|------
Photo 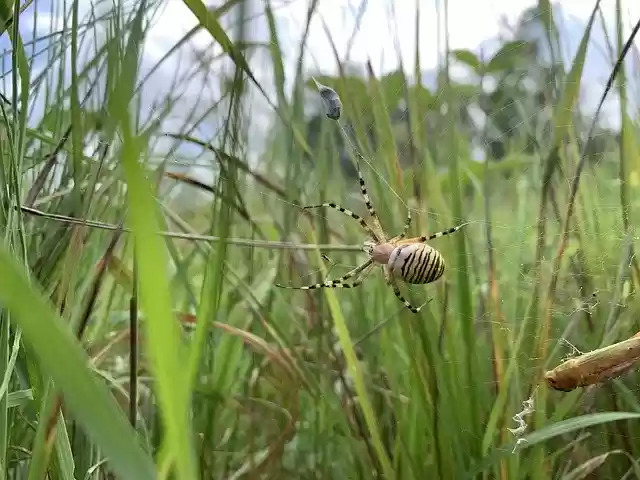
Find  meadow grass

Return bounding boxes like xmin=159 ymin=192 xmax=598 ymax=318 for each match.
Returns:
xmin=1 ymin=0 xmax=640 ymax=478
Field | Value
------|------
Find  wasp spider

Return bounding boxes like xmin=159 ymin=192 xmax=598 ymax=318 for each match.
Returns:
xmin=276 ymin=162 xmax=467 ymax=313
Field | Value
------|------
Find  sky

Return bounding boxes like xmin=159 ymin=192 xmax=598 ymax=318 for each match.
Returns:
xmin=141 ymin=0 xmax=640 ymax=142
xmin=145 ymin=0 xmax=638 ymax=75
xmin=2 ymin=0 xmax=640 ymax=169
xmin=7 ymin=1 xmax=640 ymax=104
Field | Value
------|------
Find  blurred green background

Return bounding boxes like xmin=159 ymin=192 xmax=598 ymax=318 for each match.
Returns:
xmin=1 ymin=0 xmax=640 ymax=478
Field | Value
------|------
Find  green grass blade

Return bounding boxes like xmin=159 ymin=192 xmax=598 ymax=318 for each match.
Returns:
xmin=121 ymin=136 xmax=198 ymax=480
xmin=0 ymin=244 xmax=155 ymax=479
xmin=107 ymin=2 xmax=198 ymax=478
xmin=304 ymin=230 xmax=395 ymax=480
xmin=550 ymin=1 xmax=600 ymax=148
xmin=469 ymin=412 xmax=640 ymax=478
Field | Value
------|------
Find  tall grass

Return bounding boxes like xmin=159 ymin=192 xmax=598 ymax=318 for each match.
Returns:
xmin=1 ymin=0 xmax=640 ymax=478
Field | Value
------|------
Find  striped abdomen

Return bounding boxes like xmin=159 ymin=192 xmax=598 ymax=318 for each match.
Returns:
xmin=387 ymin=243 xmax=445 ymax=284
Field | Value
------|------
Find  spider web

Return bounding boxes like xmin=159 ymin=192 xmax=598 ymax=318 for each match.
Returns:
xmin=151 ymin=0 xmax=640 ymax=466
xmin=245 ymin=0 xmax=640 ymax=460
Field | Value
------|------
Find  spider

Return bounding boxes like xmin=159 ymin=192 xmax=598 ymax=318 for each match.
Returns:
xmin=276 ymin=160 xmax=467 ymax=313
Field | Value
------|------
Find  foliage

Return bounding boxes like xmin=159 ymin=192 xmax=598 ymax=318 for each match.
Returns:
xmin=0 ymin=0 xmax=639 ymax=479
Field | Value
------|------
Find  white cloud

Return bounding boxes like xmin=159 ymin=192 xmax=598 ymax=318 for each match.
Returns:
xmin=272 ymin=0 xmax=617 ymax=76
xmin=91 ymin=0 xmax=640 ymax=168
xmin=14 ymin=0 xmax=640 ymax=163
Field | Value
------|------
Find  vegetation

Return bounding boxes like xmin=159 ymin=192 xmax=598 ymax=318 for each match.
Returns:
xmin=1 ymin=0 xmax=640 ymax=478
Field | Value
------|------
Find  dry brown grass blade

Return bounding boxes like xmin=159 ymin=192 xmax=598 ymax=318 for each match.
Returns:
xmin=165 ymin=171 xmax=264 ymax=236
xmin=100 ymin=254 xmax=133 ymax=291
xmin=545 ymin=332 xmax=640 ymax=392
xmin=178 ymin=313 xmax=306 ymax=385
xmin=43 ymin=226 xmax=124 ymax=471
xmin=24 ymin=125 xmax=72 ymax=207
xmin=20 ymin=205 xmax=363 ymax=252
xmin=538 ymin=10 xmax=640 ymax=375
xmin=163 ymin=133 xmax=346 ymax=240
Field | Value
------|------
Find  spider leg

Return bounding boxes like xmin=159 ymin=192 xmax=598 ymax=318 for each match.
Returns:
xmin=276 ymin=259 xmax=374 ymax=290
xmin=381 ymin=265 xmax=422 ymax=313
xmin=389 ymin=278 xmax=423 ymax=314
xmin=398 ymin=222 xmax=469 ymax=245
xmin=302 ymin=203 xmax=380 ymax=241
xmin=354 ymin=162 xmax=385 ymax=240
xmin=395 ymin=207 xmax=412 ymax=240
xmin=333 ymin=263 xmax=375 ymax=289
xmin=324 ymin=88 xmax=384 ymax=239
xmin=337 ymin=134 xmax=386 ymax=240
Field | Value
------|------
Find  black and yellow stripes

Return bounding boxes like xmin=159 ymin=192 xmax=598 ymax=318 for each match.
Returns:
xmin=396 ymin=245 xmax=446 ymax=285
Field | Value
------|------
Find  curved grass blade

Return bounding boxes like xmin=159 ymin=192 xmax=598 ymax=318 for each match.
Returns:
xmin=117 ymin=96 xmax=198 ymax=480
xmin=20 ymin=205 xmax=363 ymax=252
xmin=467 ymin=412 xmax=640 ymax=478
xmin=302 ymin=229 xmax=395 ymax=480
xmin=180 ymin=0 xmax=312 ymax=156
xmin=105 ymin=0 xmax=198 ymax=476
xmin=561 ymin=450 xmax=640 ymax=480
xmin=0 ymin=244 xmax=155 ymax=479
